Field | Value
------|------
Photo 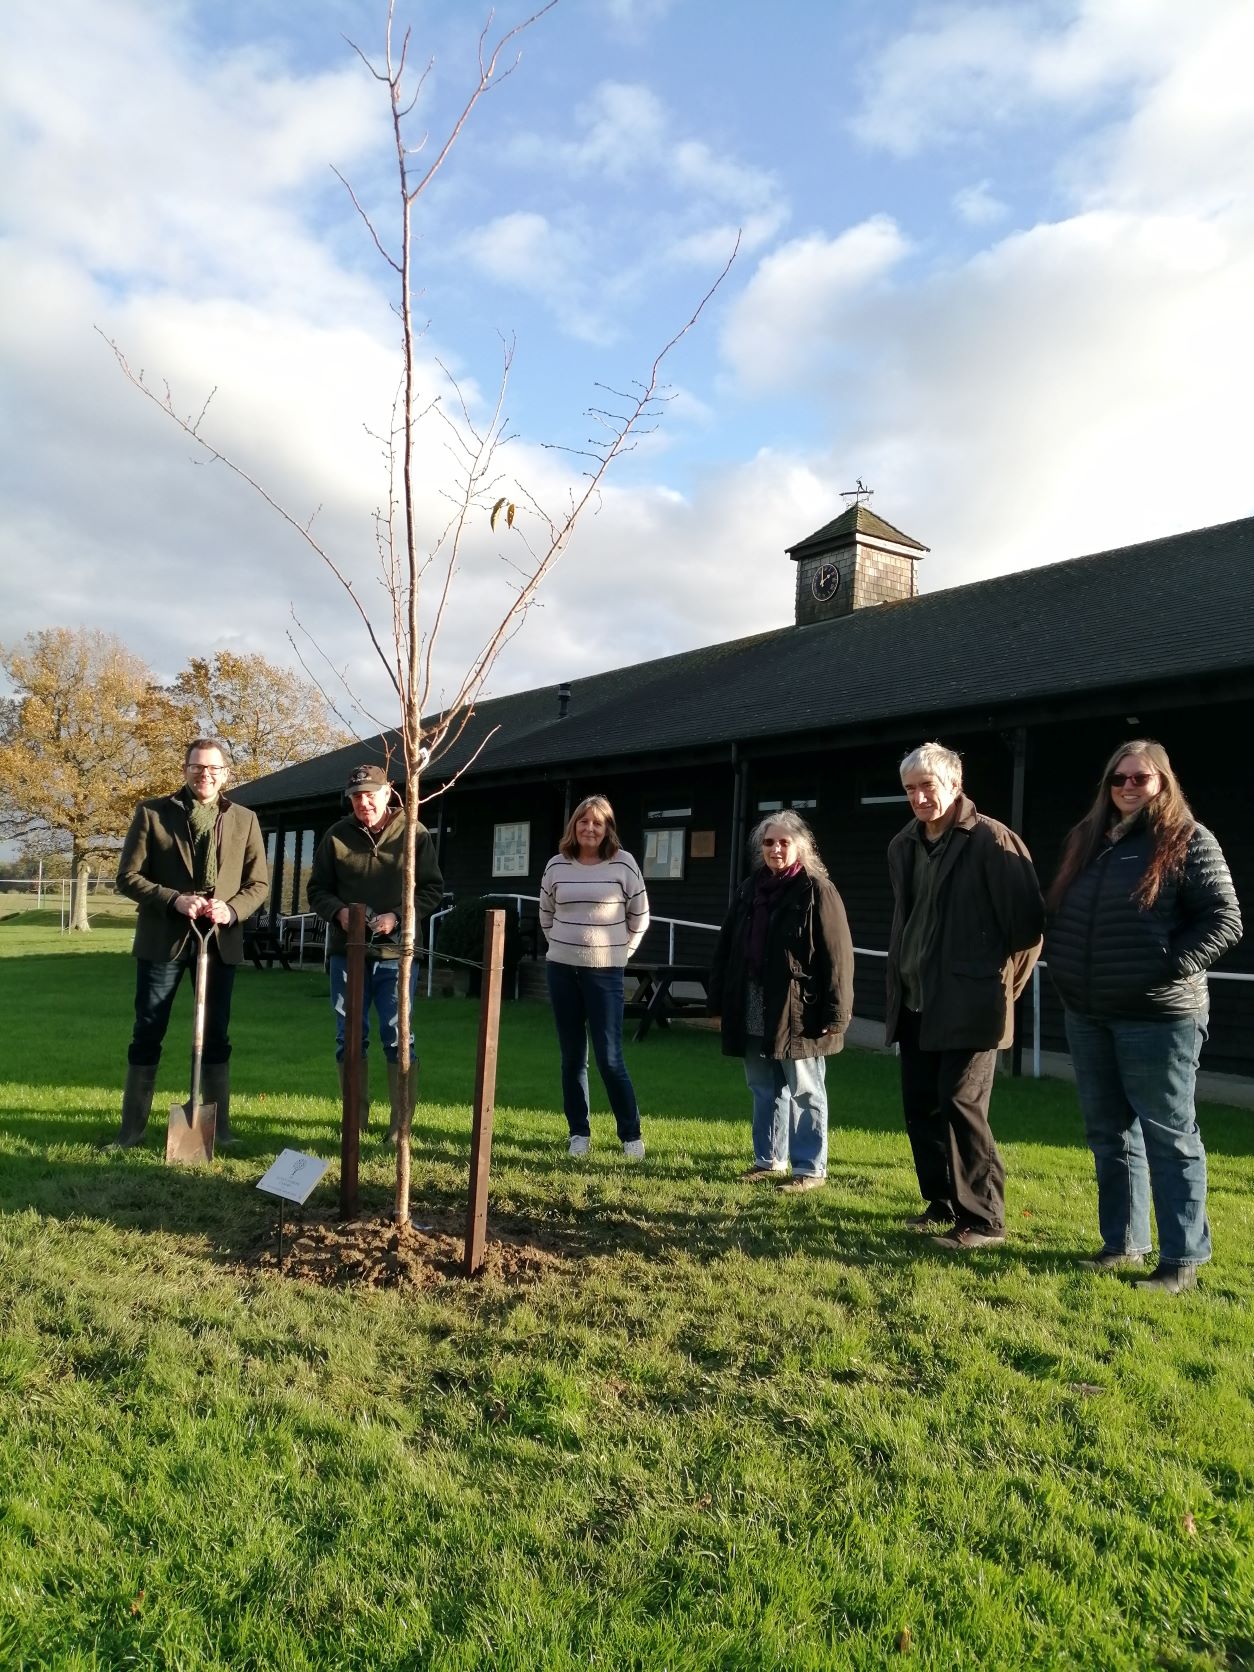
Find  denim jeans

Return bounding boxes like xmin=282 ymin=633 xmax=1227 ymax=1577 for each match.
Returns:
xmin=742 ymin=1038 xmax=828 ymax=1178
xmin=1064 ymin=1008 xmax=1211 ymax=1266
xmin=128 ymin=952 xmax=237 ymax=1067
xmin=545 ymin=962 xmax=641 ymax=1141
xmin=330 ymin=956 xmax=417 ymax=1064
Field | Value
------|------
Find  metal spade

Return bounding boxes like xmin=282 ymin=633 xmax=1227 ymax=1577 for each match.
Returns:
xmin=166 ymin=916 xmax=218 ymax=1165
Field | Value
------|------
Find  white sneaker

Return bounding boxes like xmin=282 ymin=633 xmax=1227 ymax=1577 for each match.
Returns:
xmin=567 ymin=1135 xmax=590 ymax=1157
xmin=622 ymin=1138 xmax=645 ymax=1160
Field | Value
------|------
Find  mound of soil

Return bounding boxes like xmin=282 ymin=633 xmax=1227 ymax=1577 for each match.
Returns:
xmin=250 ymin=1210 xmax=568 ymax=1289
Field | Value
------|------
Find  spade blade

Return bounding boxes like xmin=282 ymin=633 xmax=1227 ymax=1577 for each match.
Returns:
xmin=166 ymin=1099 xmax=216 ymax=1166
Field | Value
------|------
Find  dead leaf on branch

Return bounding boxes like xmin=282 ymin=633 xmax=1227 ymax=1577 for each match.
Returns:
xmin=490 ymin=496 xmax=516 ymax=533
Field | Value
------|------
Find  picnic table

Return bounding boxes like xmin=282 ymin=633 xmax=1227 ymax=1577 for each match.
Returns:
xmin=626 ymin=963 xmax=710 ymax=1041
xmin=242 ymin=913 xmax=293 ymax=971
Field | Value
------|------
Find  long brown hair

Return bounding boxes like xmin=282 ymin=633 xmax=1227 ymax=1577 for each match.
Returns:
xmin=558 ymin=795 xmax=621 ymax=861
xmin=1046 ymin=739 xmax=1196 ymax=911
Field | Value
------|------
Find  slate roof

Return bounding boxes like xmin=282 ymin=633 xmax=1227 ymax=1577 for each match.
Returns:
xmin=786 ymin=502 xmax=929 ymax=557
xmin=232 ymin=514 xmax=1254 ymax=810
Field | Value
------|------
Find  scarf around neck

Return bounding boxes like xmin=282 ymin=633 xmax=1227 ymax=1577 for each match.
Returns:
xmin=746 ymin=861 xmax=802 ymax=980
xmin=185 ymin=791 xmax=219 ymax=893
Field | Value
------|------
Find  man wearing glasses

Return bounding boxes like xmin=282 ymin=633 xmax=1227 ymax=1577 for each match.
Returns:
xmin=110 ymin=738 xmax=269 ymax=1148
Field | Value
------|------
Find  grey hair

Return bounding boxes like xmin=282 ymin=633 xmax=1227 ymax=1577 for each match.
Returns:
xmin=748 ymin=809 xmax=830 ymax=880
xmin=899 ymin=741 xmax=963 ymax=789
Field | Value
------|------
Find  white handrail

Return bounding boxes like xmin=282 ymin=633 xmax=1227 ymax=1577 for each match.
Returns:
xmin=422 ymin=901 xmax=1250 ymax=1087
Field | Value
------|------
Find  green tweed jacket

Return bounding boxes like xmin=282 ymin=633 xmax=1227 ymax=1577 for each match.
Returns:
xmin=115 ymin=790 xmax=270 ymax=965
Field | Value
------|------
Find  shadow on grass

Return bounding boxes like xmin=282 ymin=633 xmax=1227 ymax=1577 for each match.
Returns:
xmin=3 ymin=1131 xmax=1251 ymax=1311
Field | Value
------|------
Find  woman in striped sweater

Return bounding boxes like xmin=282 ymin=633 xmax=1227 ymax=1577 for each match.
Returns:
xmin=539 ymin=795 xmax=651 ymax=1159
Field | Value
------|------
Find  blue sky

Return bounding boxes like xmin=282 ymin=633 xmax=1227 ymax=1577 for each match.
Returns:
xmin=2 ymin=0 xmax=1251 ymax=730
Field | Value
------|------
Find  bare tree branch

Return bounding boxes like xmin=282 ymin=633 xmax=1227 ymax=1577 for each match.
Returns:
xmin=102 ymin=4 xmax=735 ymax=1228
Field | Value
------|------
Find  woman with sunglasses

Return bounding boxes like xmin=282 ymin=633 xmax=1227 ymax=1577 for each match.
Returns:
xmin=708 ymin=811 xmax=854 ymax=1191
xmin=1045 ymin=741 xmax=1241 ymax=1291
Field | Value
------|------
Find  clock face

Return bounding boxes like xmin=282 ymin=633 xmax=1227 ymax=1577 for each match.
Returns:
xmin=811 ymin=562 xmax=840 ymax=602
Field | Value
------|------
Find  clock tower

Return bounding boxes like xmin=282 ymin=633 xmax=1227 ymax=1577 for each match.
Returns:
xmin=787 ymin=499 xmax=928 ymax=626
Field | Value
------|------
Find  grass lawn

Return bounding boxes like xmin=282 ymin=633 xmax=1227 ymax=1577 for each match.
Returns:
xmin=2 ymin=921 xmax=1252 ymax=1670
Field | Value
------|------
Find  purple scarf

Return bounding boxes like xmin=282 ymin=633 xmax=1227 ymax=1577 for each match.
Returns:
xmin=746 ymin=862 xmax=802 ymax=980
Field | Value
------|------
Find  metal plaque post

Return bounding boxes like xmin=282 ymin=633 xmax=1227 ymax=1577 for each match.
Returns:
xmin=464 ymin=910 xmax=505 ymax=1275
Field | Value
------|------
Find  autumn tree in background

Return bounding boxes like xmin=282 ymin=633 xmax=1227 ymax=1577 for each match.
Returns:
xmin=0 ymin=631 xmax=355 ymax=927
xmin=172 ymin=650 xmax=352 ymax=783
xmin=0 ymin=629 xmax=183 ymax=929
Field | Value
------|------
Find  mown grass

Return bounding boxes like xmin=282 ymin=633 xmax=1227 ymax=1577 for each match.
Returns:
xmin=2 ymin=924 xmax=1252 ymax=1670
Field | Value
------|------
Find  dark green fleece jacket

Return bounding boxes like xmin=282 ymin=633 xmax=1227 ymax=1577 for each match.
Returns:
xmin=307 ymin=799 xmax=444 ymax=960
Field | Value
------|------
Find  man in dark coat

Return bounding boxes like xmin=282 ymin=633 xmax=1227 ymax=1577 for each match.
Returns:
xmin=886 ymin=742 xmax=1044 ymax=1248
xmin=307 ymin=763 xmax=444 ymax=1142
xmin=111 ymin=737 xmax=269 ymax=1147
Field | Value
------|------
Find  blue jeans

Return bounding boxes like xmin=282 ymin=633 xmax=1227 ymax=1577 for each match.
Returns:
xmin=330 ymin=956 xmax=417 ymax=1064
xmin=743 ymin=1038 xmax=828 ymax=1178
xmin=1065 ymin=1009 xmax=1211 ymax=1266
xmin=546 ymin=962 xmax=641 ymax=1141
xmin=128 ymin=953 xmax=236 ymax=1067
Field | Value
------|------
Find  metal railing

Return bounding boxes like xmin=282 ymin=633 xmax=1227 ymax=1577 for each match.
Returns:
xmin=425 ymin=899 xmax=727 ymax=998
xmin=425 ymin=894 xmax=536 ymax=999
xmin=1027 ymin=960 xmax=1252 ymax=1080
xmin=422 ymin=902 xmax=1250 ymax=1081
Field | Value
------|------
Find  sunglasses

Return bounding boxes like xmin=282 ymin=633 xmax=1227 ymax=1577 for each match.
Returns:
xmin=1109 ymin=772 xmax=1156 ymax=788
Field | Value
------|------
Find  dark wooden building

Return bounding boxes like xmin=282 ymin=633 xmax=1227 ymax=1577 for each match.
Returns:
xmin=233 ymin=505 xmax=1253 ymax=1072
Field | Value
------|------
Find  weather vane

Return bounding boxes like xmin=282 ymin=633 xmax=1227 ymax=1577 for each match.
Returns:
xmin=840 ymin=479 xmax=874 ymax=508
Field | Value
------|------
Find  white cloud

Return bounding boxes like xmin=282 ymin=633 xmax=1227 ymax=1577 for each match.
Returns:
xmin=952 ymin=180 xmax=1008 ymax=225
xmin=564 ymin=81 xmax=670 ymax=179
xmin=3 ymin=0 xmax=1251 ymax=738
xmin=797 ymin=204 xmax=1254 ymax=595
xmin=481 ymin=448 xmax=835 ymax=690
xmin=459 ymin=211 xmax=588 ymax=297
xmin=501 ymin=78 xmax=788 ymax=283
xmin=1067 ymin=2 xmax=1254 ymax=213
xmin=721 ymin=218 xmax=911 ymax=392
xmin=602 ymin=0 xmax=679 ymax=32
xmin=716 ymin=1 xmax=1253 ymax=602
xmin=0 ymin=1 xmax=383 ymax=316
xmin=850 ymin=0 xmax=1201 ymax=158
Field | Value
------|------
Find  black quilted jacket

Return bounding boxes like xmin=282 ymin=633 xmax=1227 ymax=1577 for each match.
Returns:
xmin=1045 ymin=820 xmax=1242 ymax=1020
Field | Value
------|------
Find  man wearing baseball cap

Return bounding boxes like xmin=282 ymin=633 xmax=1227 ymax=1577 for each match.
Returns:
xmin=307 ymin=762 xmax=444 ymax=1141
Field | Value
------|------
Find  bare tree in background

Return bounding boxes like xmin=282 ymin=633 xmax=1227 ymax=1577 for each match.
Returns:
xmin=105 ymin=2 xmax=733 ymax=1225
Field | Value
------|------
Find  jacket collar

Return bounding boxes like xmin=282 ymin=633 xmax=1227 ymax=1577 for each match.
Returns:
xmin=173 ymin=786 xmax=233 ymax=813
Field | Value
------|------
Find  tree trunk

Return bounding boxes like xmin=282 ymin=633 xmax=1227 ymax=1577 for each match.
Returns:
xmin=69 ymin=851 xmax=91 ymax=933
xmin=393 ymin=768 xmax=420 ymax=1227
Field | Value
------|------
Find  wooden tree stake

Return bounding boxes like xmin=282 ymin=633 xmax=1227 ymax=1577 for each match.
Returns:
xmin=464 ymin=909 xmax=505 ymax=1275
xmin=339 ymin=902 xmax=366 ymax=1219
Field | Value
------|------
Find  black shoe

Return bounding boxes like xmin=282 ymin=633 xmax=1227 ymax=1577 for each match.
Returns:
xmin=906 ymin=1203 xmax=955 ymax=1232
xmin=1135 ymin=1263 xmax=1198 ymax=1294
xmin=932 ymin=1224 xmax=1006 ymax=1251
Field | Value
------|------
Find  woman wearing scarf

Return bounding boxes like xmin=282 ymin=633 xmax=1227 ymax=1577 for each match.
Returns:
xmin=708 ymin=811 xmax=855 ymax=1191
xmin=1045 ymin=740 xmax=1241 ymax=1292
